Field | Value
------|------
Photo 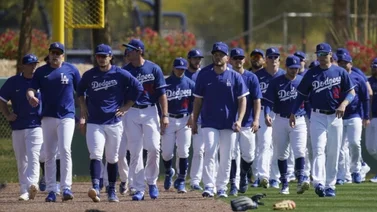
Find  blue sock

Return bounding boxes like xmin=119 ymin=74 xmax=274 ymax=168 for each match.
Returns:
xmin=163 ymin=159 xmax=172 ymax=174
xmin=179 ymin=158 xmax=188 ymax=179
xmin=229 ymin=159 xmax=237 ymax=183
xmin=107 ymin=162 xmax=118 ymax=189
xmin=295 ymin=157 xmax=305 ymax=177
xmin=241 ymin=158 xmax=252 ymax=174
xmin=90 ymin=159 xmax=101 ymax=189
xmin=278 ymin=159 xmax=288 ymax=184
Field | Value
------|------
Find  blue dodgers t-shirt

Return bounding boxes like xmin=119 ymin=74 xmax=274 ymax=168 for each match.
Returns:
xmin=241 ymin=71 xmax=262 ymax=127
xmin=194 ymin=67 xmax=249 ymax=130
xmin=369 ymin=76 xmax=377 ymax=118
xmin=296 ymin=65 xmax=355 ymax=111
xmin=77 ymin=65 xmax=143 ymax=125
xmin=0 ymin=74 xmax=42 ymax=130
xmin=254 ymin=68 xmax=286 ymax=106
xmin=123 ymin=60 xmax=167 ymax=105
xmin=30 ymin=62 xmax=81 ymax=119
xmin=264 ymin=74 xmax=305 ymax=117
xmin=165 ymin=74 xmax=195 ymax=115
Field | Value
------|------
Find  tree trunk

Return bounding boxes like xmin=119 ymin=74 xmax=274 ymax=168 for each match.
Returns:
xmin=91 ymin=0 xmax=111 ymax=65
xmin=331 ymin=0 xmax=350 ymax=47
xmin=17 ymin=0 xmax=36 ymax=74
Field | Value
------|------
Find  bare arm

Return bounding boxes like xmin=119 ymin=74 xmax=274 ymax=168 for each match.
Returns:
xmin=26 ymin=89 xmax=39 ymax=107
xmin=192 ymin=97 xmax=203 ymax=134
xmin=336 ymin=89 xmax=355 ymax=118
xmin=237 ymin=96 xmax=247 ymax=123
xmin=159 ymin=94 xmax=169 ymax=134
xmin=251 ymin=99 xmax=261 ymax=132
xmin=78 ymin=96 xmax=88 ymax=120
xmin=0 ymin=100 xmax=16 ymax=121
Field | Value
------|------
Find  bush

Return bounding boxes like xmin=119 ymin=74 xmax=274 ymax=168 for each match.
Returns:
xmin=345 ymin=40 xmax=377 ymax=74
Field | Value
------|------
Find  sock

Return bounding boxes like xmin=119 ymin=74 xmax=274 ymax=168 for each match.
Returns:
xmin=229 ymin=159 xmax=237 ymax=184
xmin=163 ymin=159 xmax=172 ymax=174
xmin=126 ymin=150 xmax=131 ymax=166
xmin=90 ymin=159 xmax=102 ymax=189
xmin=241 ymin=158 xmax=253 ymax=175
xmin=295 ymin=157 xmax=305 ymax=182
xmin=278 ymin=159 xmax=288 ymax=184
xmin=40 ymin=162 xmax=45 ymax=177
xmin=56 ymin=159 xmax=61 ymax=182
xmin=107 ymin=162 xmax=118 ymax=189
xmin=178 ymin=158 xmax=188 ymax=179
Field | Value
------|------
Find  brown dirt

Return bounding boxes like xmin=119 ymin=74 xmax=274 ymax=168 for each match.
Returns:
xmin=0 ymin=182 xmax=231 ymax=212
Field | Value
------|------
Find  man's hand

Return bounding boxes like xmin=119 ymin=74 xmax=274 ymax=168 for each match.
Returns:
xmin=79 ymin=118 xmax=86 ymax=135
xmin=233 ymin=121 xmax=242 ymax=132
xmin=336 ymin=103 xmax=347 ymax=118
xmin=5 ymin=113 xmax=17 ymax=121
xmin=186 ymin=115 xmax=193 ymax=128
xmin=28 ymin=96 xmax=39 ymax=108
xmin=80 ymin=107 xmax=89 ymax=120
xmin=265 ymin=114 xmax=273 ymax=127
xmin=289 ymin=114 xmax=296 ymax=128
xmin=115 ymin=105 xmax=128 ymax=117
xmin=192 ymin=122 xmax=198 ymax=134
xmin=363 ymin=119 xmax=370 ymax=128
xmin=251 ymin=119 xmax=259 ymax=133
xmin=160 ymin=116 xmax=169 ymax=135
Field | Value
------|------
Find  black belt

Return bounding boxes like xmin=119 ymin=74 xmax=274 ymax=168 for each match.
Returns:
xmin=278 ymin=114 xmax=304 ymax=119
xmin=169 ymin=113 xmax=189 ymax=119
xmin=132 ymin=103 xmax=155 ymax=109
xmin=312 ymin=109 xmax=335 ymax=115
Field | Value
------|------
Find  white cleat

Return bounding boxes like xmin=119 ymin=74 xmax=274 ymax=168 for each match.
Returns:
xmin=19 ymin=193 xmax=29 ymax=201
xmin=28 ymin=184 xmax=38 ymax=200
xmin=260 ymin=178 xmax=270 ymax=189
xmin=280 ymin=186 xmax=289 ymax=195
xmin=88 ymin=188 xmax=100 ymax=202
xmin=297 ymin=181 xmax=310 ymax=194
xmin=370 ymin=176 xmax=377 ymax=183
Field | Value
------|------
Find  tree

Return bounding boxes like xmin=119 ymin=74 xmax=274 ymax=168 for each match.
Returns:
xmin=16 ymin=0 xmax=36 ymax=74
xmin=91 ymin=0 xmax=111 ymax=65
xmin=330 ymin=0 xmax=350 ymax=47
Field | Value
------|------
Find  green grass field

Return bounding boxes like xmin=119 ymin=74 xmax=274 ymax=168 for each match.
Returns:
xmin=223 ymin=182 xmax=377 ymax=212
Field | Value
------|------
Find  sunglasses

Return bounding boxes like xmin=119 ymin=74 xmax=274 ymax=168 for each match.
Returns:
xmin=126 ymin=47 xmax=137 ymax=52
xmin=250 ymin=54 xmax=262 ymax=60
xmin=267 ymin=55 xmax=279 ymax=60
xmin=232 ymin=57 xmax=245 ymax=60
xmin=316 ymin=52 xmax=329 ymax=57
xmin=49 ymin=50 xmax=63 ymax=56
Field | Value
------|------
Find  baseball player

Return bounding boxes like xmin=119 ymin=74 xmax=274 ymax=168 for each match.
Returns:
xmin=254 ymin=47 xmax=285 ymax=189
xmin=336 ymin=54 xmax=370 ymax=184
xmin=290 ymin=42 xmax=355 ymax=197
xmin=192 ymin=42 xmax=249 ymax=198
xmin=228 ymin=48 xmax=262 ymax=196
xmin=122 ymin=39 xmax=168 ymax=201
xmin=331 ymin=54 xmax=338 ymax=66
xmin=309 ymin=61 xmax=319 ymax=69
xmin=366 ymin=58 xmax=377 ymax=183
xmin=27 ymin=42 xmax=81 ymax=202
xmin=77 ymin=44 xmax=143 ymax=202
xmin=161 ymin=58 xmax=195 ymax=193
xmin=264 ymin=55 xmax=309 ymax=195
xmin=294 ymin=51 xmax=308 ymax=76
xmin=249 ymin=49 xmax=265 ymax=73
xmin=0 ymin=54 xmax=42 ymax=201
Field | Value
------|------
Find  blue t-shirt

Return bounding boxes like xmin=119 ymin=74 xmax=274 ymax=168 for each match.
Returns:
xmin=351 ymin=67 xmax=368 ymax=82
xmin=0 ymin=74 xmax=42 ymax=130
xmin=240 ymin=71 xmax=262 ymax=127
xmin=77 ymin=65 xmax=143 ymax=125
xmin=254 ymin=68 xmax=286 ymax=106
xmin=194 ymin=67 xmax=249 ymax=130
xmin=123 ymin=60 xmax=167 ymax=105
xmin=165 ymin=74 xmax=195 ymax=115
xmin=264 ymin=74 xmax=305 ymax=118
xmin=184 ymin=70 xmax=198 ymax=80
xmin=369 ymin=76 xmax=377 ymax=118
xmin=30 ymin=62 xmax=81 ymax=119
xmin=296 ymin=65 xmax=355 ymax=111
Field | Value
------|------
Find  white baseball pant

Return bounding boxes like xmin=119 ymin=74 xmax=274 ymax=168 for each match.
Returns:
xmin=366 ymin=118 xmax=377 ymax=160
xmin=190 ymin=124 xmax=204 ymax=186
xmin=343 ymin=118 xmax=362 ymax=173
xmin=100 ymin=161 xmax=109 ymax=187
xmin=202 ymin=128 xmax=236 ymax=191
xmin=310 ymin=112 xmax=343 ymax=190
xmin=304 ymin=116 xmax=312 ymax=177
xmin=118 ymin=115 xmax=130 ymax=186
xmin=125 ymin=106 xmax=161 ymax=192
xmin=41 ymin=117 xmax=75 ymax=193
xmin=337 ymin=138 xmax=351 ymax=180
xmin=287 ymin=148 xmax=295 ymax=179
xmin=12 ymin=127 xmax=43 ymax=194
xmin=40 ymin=143 xmax=61 ymax=162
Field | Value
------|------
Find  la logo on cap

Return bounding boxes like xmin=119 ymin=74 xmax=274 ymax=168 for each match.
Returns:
xmin=180 ymin=60 xmax=184 ymax=65
xmin=271 ymin=48 xmax=275 ymax=52
xmin=196 ymin=50 xmax=200 ymax=55
xmin=216 ymin=46 xmax=220 ymax=50
xmin=319 ymin=45 xmax=323 ymax=50
xmin=236 ymin=50 xmax=240 ymax=54
xmin=293 ymin=60 xmax=297 ymax=64
xmin=55 ymin=43 xmax=59 ymax=47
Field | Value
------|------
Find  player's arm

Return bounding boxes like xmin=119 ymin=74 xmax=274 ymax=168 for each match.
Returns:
xmin=251 ymin=76 xmax=262 ymax=132
xmin=234 ymin=76 xmax=249 ymax=132
xmin=77 ymin=72 xmax=88 ymax=120
xmin=117 ymin=72 xmax=143 ymax=116
xmin=263 ymin=79 xmax=275 ymax=127
xmin=192 ymin=74 xmax=206 ymax=134
xmin=0 ymin=80 xmax=17 ymax=121
xmin=153 ymin=66 xmax=169 ymax=132
xmin=290 ymin=75 xmax=311 ymax=127
xmin=359 ymin=81 xmax=370 ymax=127
xmin=26 ymin=71 xmax=41 ymax=107
xmin=336 ymin=72 xmax=356 ymax=118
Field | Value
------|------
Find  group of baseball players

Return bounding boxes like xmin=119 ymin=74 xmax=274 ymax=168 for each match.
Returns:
xmin=1 ymin=38 xmax=377 ymax=203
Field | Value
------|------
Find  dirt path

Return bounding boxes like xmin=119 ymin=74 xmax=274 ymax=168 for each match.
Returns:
xmin=0 ymin=182 xmax=231 ymax=212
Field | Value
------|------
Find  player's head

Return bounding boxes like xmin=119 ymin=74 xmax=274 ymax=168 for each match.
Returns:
xmin=285 ymin=55 xmax=301 ymax=78
xmin=229 ymin=48 xmax=245 ymax=70
xmin=48 ymin=42 xmax=64 ymax=67
xmin=187 ymin=49 xmax=204 ymax=70
xmin=337 ymin=54 xmax=352 ymax=71
xmin=123 ymin=39 xmax=145 ymax=62
xmin=123 ymin=49 xmax=131 ymax=65
xmin=22 ymin=54 xmax=39 ymax=74
xmin=95 ymin=44 xmax=113 ymax=69
xmin=265 ymin=47 xmax=280 ymax=68
xmin=172 ymin=57 xmax=188 ymax=78
xmin=294 ymin=51 xmax=306 ymax=70
xmin=371 ymin=58 xmax=377 ymax=77
xmin=211 ymin=42 xmax=229 ymax=67
xmin=336 ymin=48 xmax=350 ymax=57
xmin=250 ymin=49 xmax=264 ymax=70
xmin=308 ymin=60 xmax=320 ymax=69
xmin=315 ymin=42 xmax=332 ymax=66
xmin=331 ymin=53 xmax=338 ymax=66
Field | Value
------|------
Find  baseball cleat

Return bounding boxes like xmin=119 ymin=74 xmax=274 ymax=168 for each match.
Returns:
xmin=28 ymin=184 xmax=38 ymax=200
xmin=119 ymin=182 xmax=128 ymax=195
xmin=45 ymin=191 xmax=56 ymax=202
xmin=287 ymin=174 xmax=296 ymax=182
xmin=107 ymin=189 xmax=119 ymax=202
xmin=56 ymin=183 xmax=61 ymax=196
xmin=202 ymin=187 xmax=214 ymax=197
xmin=260 ymin=178 xmax=269 ymax=188
xmin=336 ymin=179 xmax=344 ymax=185
xmin=324 ymin=188 xmax=336 ymax=197
xmin=62 ymin=189 xmax=74 ymax=201
xmin=370 ymin=175 xmax=377 ymax=183
xmin=38 ymin=177 xmax=46 ymax=192
xmin=228 ymin=184 xmax=238 ymax=196
xmin=88 ymin=188 xmax=100 ymax=202
xmin=360 ymin=162 xmax=370 ymax=182
xmin=297 ymin=181 xmax=309 ymax=194
xmin=149 ymin=184 xmax=159 ymax=199
xmin=251 ymin=178 xmax=260 ymax=188
xmin=99 ymin=178 xmax=104 ymax=191
xmin=164 ymin=168 xmax=175 ymax=190
xmin=280 ymin=184 xmax=289 ymax=195
xmin=269 ymin=179 xmax=279 ymax=189
xmin=239 ymin=175 xmax=248 ymax=193
xmin=217 ymin=189 xmax=228 ymax=198
xmin=19 ymin=192 xmax=29 ymax=201
xmin=351 ymin=172 xmax=361 ymax=183
xmin=315 ymin=184 xmax=325 ymax=197
xmin=129 ymin=187 xmax=137 ymax=196
xmin=190 ymin=184 xmax=203 ymax=191
xmin=174 ymin=179 xmax=187 ymax=193
xmin=132 ymin=191 xmax=145 ymax=201
xmin=344 ymin=179 xmax=352 ymax=184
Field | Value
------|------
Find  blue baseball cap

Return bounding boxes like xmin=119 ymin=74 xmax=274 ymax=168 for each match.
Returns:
xmin=49 ymin=42 xmax=65 ymax=53
xmin=332 ymin=54 xmax=338 ymax=61
xmin=230 ymin=48 xmax=245 ymax=58
xmin=123 ymin=39 xmax=145 ymax=51
xmin=187 ymin=49 xmax=204 ymax=58
xmin=22 ymin=54 xmax=39 ymax=65
xmin=173 ymin=57 xmax=188 ymax=70
xmin=371 ymin=58 xmax=377 ymax=68
xmin=266 ymin=47 xmax=280 ymax=57
xmin=286 ymin=55 xmax=301 ymax=69
xmin=95 ymin=44 xmax=112 ymax=55
xmin=250 ymin=49 xmax=264 ymax=57
xmin=294 ymin=51 xmax=306 ymax=60
xmin=211 ymin=42 xmax=228 ymax=55
xmin=336 ymin=48 xmax=350 ymax=56
xmin=315 ymin=42 xmax=332 ymax=53
xmin=309 ymin=60 xmax=320 ymax=69
xmin=338 ymin=54 xmax=352 ymax=63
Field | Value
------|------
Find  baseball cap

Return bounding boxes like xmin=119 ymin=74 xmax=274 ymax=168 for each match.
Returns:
xmin=309 ymin=60 xmax=320 ymax=69
xmin=294 ymin=51 xmax=306 ymax=61
xmin=250 ymin=49 xmax=264 ymax=57
xmin=95 ymin=44 xmax=112 ymax=55
xmin=230 ymin=48 xmax=245 ymax=58
xmin=188 ymin=49 xmax=204 ymax=58
xmin=332 ymin=54 xmax=338 ymax=62
xmin=49 ymin=42 xmax=65 ymax=53
xmin=336 ymin=48 xmax=350 ymax=56
xmin=315 ymin=42 xmax=332 ymax=53
xmin=285 ymin=55 xmax=301 ymax=69
xmin=371 ymin=58 xmax=377 ymax=68
xmin=211 ymin=42 xmax=228 ymax=55
xmin=173 ymin=57 xmax=188 ymax=70
xmin=22 ymin=54 xmax=39 ymax=65
xmin=338 ymin=54 xmax=352 ymax=63
xmin=123 ymin=39 xmax=145 ymax=51
xmin=265 ymin=47 xmax=280 ymax=57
